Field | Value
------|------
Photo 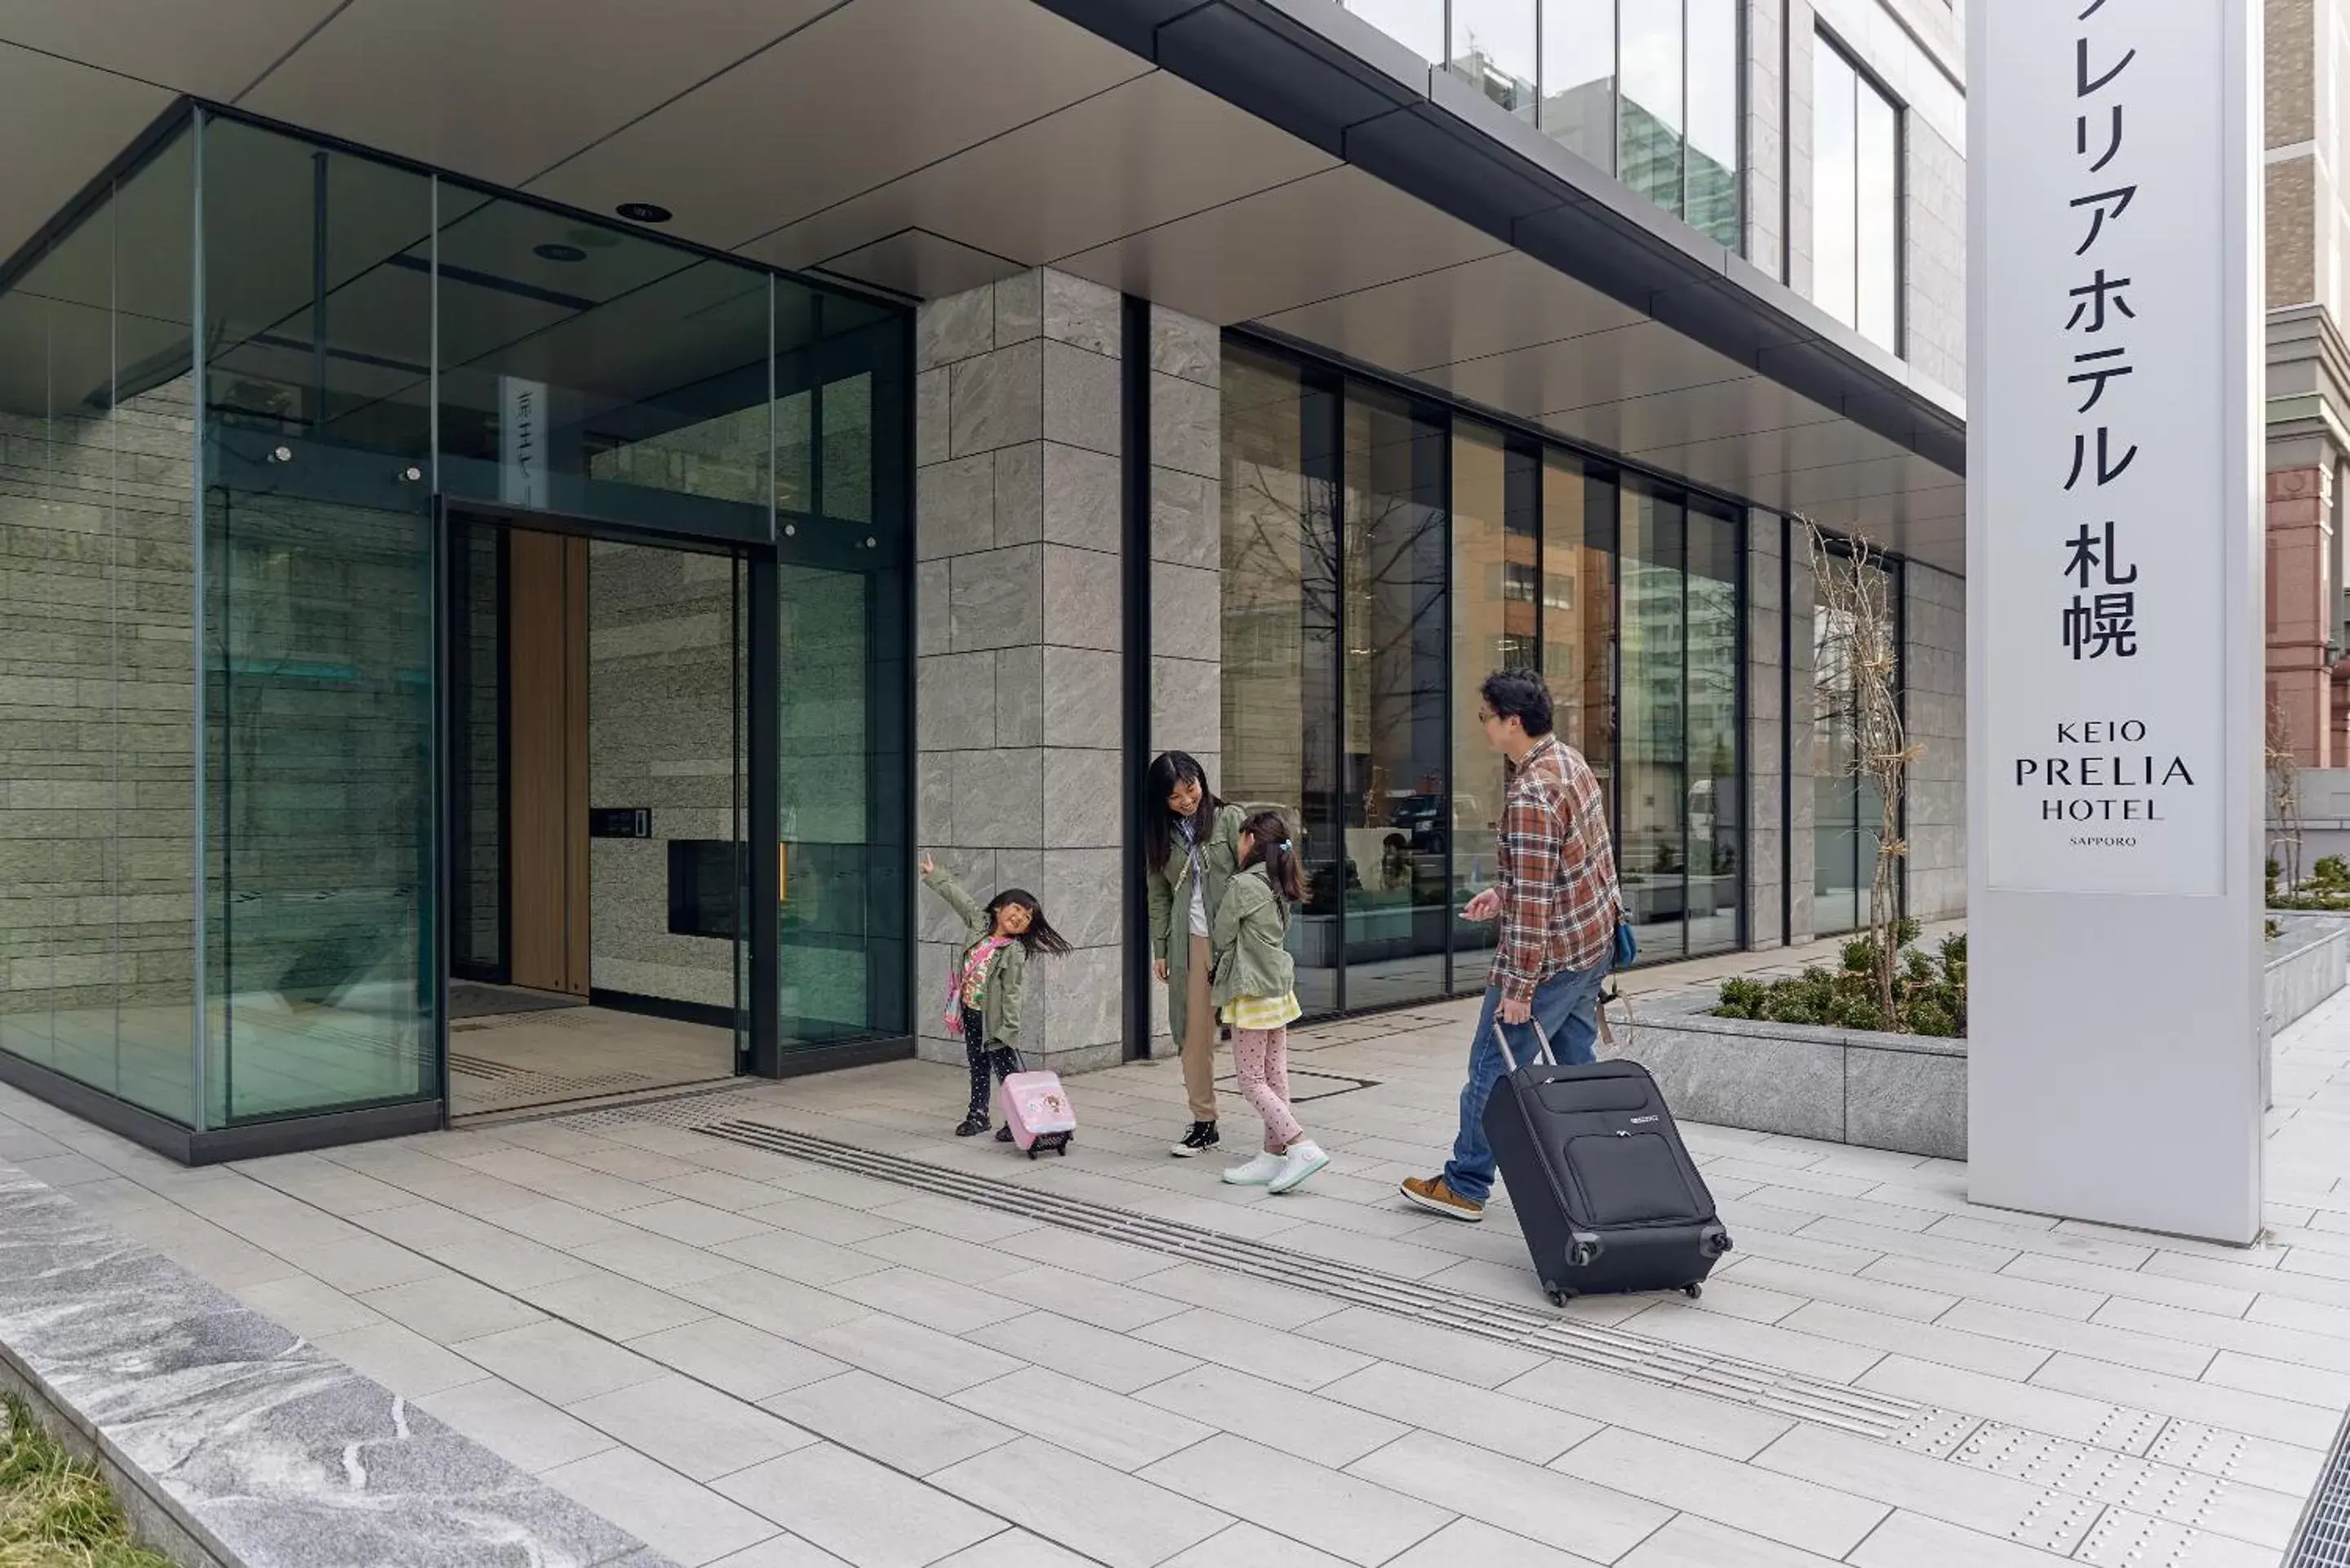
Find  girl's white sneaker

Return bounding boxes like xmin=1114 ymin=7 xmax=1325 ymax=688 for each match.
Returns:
xmin=1268 ymin=1140 xmax=1329 ymax=1194
xmin=1221 ymin=1151 xmax=1285 ymax=1186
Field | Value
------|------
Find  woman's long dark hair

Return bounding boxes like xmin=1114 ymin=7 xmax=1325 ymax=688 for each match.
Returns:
xmin=1141 ymin=750 xmax=1224 ymax=872
xmin=1237 ymin=810 xmax=1307 ymax=913
xmin=988 ymin=889 xmax=1073 ymax=957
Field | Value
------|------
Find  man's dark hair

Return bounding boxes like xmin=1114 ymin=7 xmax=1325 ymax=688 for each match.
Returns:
xmin=1480 ymin=669 xmax=1555 ymax=737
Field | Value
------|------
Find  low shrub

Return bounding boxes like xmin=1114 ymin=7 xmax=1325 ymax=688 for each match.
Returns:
xmin=1713 ymin=926 xmax=1966 ymax=1037
xmin=0 ymin=1393 xmax=177 ymax=1567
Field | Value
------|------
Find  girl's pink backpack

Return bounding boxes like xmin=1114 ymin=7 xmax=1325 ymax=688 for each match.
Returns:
xmin=1001 ymin=1069 xmax=1075 ymax=1157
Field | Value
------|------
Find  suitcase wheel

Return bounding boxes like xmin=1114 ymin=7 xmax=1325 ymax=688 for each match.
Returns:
xmin=1682 ymin=1282 xmax=1703 ymax=1300
xmin=1544 ymin=1285 xmax=1570 ymax=1308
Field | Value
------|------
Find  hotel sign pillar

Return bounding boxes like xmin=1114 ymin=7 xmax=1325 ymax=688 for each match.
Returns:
xmin=1967 ymin=0 xmax=2264 ymax=1242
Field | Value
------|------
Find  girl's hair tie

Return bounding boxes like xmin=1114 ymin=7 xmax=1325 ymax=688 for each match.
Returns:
xmin=1278 ymin=840 xmax=1293 ymax=852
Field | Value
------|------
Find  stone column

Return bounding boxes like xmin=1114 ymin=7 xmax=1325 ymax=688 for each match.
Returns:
xmin=1144 ymin=306 xmax=1223 ymax=1052
xmin=1903 ymin=562 xmax=1968 ymax=922
xmin=1743 ymin=516 xmax=1786 ymax=948
xmin=913 ymin=269 xmax=1126 ymax=1077
xmin=2267 ymin=464 xmax=2335 ymax=769
xmin=1744 ymin=0 xmax=1788 ymax=281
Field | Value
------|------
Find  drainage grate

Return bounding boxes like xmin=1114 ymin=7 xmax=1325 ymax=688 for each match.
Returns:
xmin=2287 ymin=1406 xmax=2350 ymax=1566
xmin=668 ymin=1117 xmax=1930 ymax=1440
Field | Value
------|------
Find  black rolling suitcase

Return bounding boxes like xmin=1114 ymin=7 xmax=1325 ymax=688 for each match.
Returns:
xmin=1482 ymin=1026 xmax=1731 ymax=1306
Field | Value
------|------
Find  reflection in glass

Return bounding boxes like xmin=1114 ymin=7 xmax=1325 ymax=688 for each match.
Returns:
xmin=0 ymin=136 xmax=198 ymax=1123
xmin=1619 ymin=0 xmax=1686 ymax=216
xmin=1545 ymin=455 xmax=1617 ymax=833
xmin=435 ymin=190 xmax=771 ymax=537
xmin=1450 ymin=0 xmax=1539 ymax=118
xmin=1856 ymin=82 xmax=1901 ymax=350
xmin=1686 ymin=505 xmax=1741 ymax=955
xmin=1814 ymin=36 xmax=1900 ymax=353
xmin=1811 ymin=552 xmax=1898 ymax=935
xmin=1684 ymin=0 xmax=1741 ymax=247
xmin=1620 ymin=486 xmax=1686 ymax=961
xmin=1541 ymin=0 xmax=1617 ymax=167
xmin=1219 ymin=348 xmax=1341 ymax=1015
xmin=1450 ymin=424 xmax=1537 ymax=992
xmin=780 ymin=563 xmax=884 ymax=1044
xmin=1344 ymin=387 xmax=1450 ymax=1006
xmin=1344 ymin=0 xmax=1444 ymax=61
xmin=200 ymin=117 xmax=437 ymax=1124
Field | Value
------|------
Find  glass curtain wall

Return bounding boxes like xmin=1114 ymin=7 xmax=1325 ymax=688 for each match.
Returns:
xmin=0 ymin=107 xmax=909 ymax=1136
xmin=1218 ymin=340 xmax=1741 ymax=1018
xmin=1814 ymin=36 xmax=1903 ymax=353
xmin=1813 ymin=551 xmax=1899 ymax=935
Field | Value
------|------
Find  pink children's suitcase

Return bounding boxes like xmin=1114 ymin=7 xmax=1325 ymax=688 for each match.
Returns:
xmin=1000 ymin=1068 xmax=1075 ymax=1158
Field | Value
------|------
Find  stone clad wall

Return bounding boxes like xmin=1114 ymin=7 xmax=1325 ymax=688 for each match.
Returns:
xmin=1904 ymin=561 xmax=1967 ymax=922
xmin=913 ymin=270 xmax=1126 ymax=1074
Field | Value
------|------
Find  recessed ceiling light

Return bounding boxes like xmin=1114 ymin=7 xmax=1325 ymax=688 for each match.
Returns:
xmin=615 ymin=202 xmax=672 ymax=224
xmin=534 ymin=242 xmax=587 ymax=262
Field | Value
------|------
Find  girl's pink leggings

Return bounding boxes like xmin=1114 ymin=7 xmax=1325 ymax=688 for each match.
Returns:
xmin=1231 ymin=1026 xmax=1304 ymax=1150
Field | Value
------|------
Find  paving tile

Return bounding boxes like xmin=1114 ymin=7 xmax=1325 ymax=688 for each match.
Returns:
xmin=1125 ymin=1261 xmax=1344 ymax=1330
xmin=274 ymin=1234 xmax=453 ymax=1294
xmin=654 ymin=1170 xmax=811 ymax=1214
xmin=1135 ymin=1362 xmax=1407 ymax=1469
xmin=620 ymin=1197 xmax=780 ymax=1247
xmin=1267 ymin=1221 xmax=1466 ymax=1281
xmin=1348 ymin=1429 xmax=1668 ymax=1562
xmin=1385 ymin=1517 xmax=1605 ymax=1566
xmin=671 ymin=1268 xmax=869 ymax=1338
xmin=867 ymin=1192 xmax=1038 ymax=1243
xmin=1720 ymin=1226 xmax=1886 ymax=1274
xmin=1935 ymin=1299 xmax=2216 ymax=1379
xmin=452 ymin=1319 xmax=669 ymax=1406
xmin=1317 ymin=1361 xmax=1600 ymax=1464
xmin=425 ymin=1234 xmax=602 ymax=1292
xmin=513 ymin=1267 xmax=712 ymax=1341
xmin=1615 ymin=1513 xmax=1846 ymax=1567
xmin=967 ymin=1310 xmax=1197 ymax=1394
xmin=707 ymin=1228 xmax=896 ymax=1287
xmin=1499 ymin=1359 xmax=1794 ymax=1461
xmin=566 ymin=1371 xmax=815 ymax=1481
xmin=357 ymin=1273 xmax=549 ymax=1343
xmin=1795 ymin=1217 xmax=2023 ymax=1273
xmin=1926 ymin=1214 xmax=2157 ymax=1270
xmin=1770 ymin=1299 xmax=2050 ymax=1379
xmin=959 ymin=1365 xmax=1215 ymax=1471
xmin=1754 ymin=1424 xmax=2095 ymax=1552
xmin=2097 ymin=1295 xmax=2350 ymax=1375
xmin=2001 ymin=1253 xmax=2256 ymax=1317
xmin=741 ymin=1194 xmax=913 ymax=1242
xmin=1135 ymin=1308 xmax=1377 ymax=1392
xmin=628 ymin=1316 xmax=848 ymax=1401
xmin=1294 ymin=1306 xmax=1548 ymax=1388
xmin=984 ymin=1264 xmax=1188 ymax=1332
xmin=989 ymin=1224 xmax=1171 ymax=1283
xmin=2029 ymin=1352 xmax=2344 ymax=1447
xmin=573 ymin=1229 xmax=745 ymax=1289
xmin=1844 ymin=1510 xmax=2079 ymax=1568
xmin=311 ymin=1321 xmax=488 ymax=1398
xmin=928 ymin=1530 xmax=1097 ymax=1567
xmin=1550 ymin=1425 xmax=1888 ymax=1557
xmin=2201 ymin=1348 xmax=2350 ymax=1409
xmin=1853 ymin=1355 xmax=2145 ymax=1446
xmin=934 ymin=1436 xmax=1228 ymax=1568
xmin=417 ymin=1376 xmax=618 ymax=1474
xmin=2141 ymin=1251 xmax=2350 ymax=1310
xmin=2071 ymin=1506 xmax=2282 ymax=1568
xmin=828 ymin=1266 xmax=1028 ymax=1332
xmin=544 ymin=1446 xmax=780 ymax=1567
xmin=763 ymin=1368 xmax=1015 ymax=1476
xmin=483 ymin=1197 xmax=641 ymax=1250
xmin=569 ymin=1146 xmax=706 ymax=1184
xmin=233 ymin=1273 xmax=388 ymax=1339
xmin=1611 ymin=1299 xmax=1886 ymax=1382
xmin=1139 ymin=1433 xmax=1450 ymax=1567
xmin=800 ymin=1313 xmax=1027 ymax=1397
xmin=1156 ymin=1522 xmax=1357 ymax=1567
xmin=1721 ymin=1256 xmax=1958 ymax=1321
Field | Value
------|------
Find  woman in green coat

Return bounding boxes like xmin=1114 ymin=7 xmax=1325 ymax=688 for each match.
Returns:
xmin=1143 ymin=750 xmax=1247 ymax=1157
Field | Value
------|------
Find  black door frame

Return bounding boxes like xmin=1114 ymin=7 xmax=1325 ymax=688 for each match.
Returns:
xmin=433 ymin=497 xmax=775 ymax=1117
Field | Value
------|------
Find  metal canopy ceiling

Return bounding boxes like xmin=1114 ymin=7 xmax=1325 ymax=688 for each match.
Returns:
xmin=0 ymin=0 xmax=1966 ymax=571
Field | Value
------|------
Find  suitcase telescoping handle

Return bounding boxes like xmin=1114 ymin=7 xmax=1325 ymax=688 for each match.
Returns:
xmin=1491 ymin=1017 xmax=1557 ymax=1074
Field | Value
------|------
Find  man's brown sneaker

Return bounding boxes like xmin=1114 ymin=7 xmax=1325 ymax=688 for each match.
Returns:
xmin=1399 ymin=1175 xmax=1484 ymax=1223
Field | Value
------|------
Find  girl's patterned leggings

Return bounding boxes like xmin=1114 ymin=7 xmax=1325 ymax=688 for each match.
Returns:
xmin=962 ymin=1006 xmax=1018 ymax=1118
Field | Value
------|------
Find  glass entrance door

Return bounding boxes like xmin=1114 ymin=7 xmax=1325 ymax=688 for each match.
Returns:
xmin=442 ymin=510 xmax=750 ymax=1115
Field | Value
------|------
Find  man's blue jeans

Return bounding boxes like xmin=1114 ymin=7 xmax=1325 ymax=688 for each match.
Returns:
xmin=1441 ymin=962 xmax=1610 ymax=1206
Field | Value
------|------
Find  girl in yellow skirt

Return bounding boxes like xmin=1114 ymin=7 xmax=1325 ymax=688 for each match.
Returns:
xmin=1210 ymin=811 xmax=1327 ymax=1194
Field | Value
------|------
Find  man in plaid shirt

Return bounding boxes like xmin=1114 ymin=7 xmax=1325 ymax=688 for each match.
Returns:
xmin=1402 ymin=669 xmax=1621 ymax=1224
